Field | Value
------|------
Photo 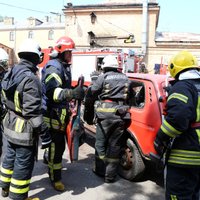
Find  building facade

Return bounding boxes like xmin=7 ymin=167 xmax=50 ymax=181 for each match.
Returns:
xmin=0 ymin=0 xmax=200 ymax=72
xmin=0 ymin=16 xmax=65 ymax=65
xmin=63 ymin=0 xmax=200 ymax=72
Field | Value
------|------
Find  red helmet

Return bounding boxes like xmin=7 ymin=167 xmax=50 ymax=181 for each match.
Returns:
xmin=54 ymin=36 xmax=75 ymax=54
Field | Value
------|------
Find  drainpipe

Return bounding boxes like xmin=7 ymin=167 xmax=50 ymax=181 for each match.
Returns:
xmin=141 ymin=0 xmax=148 ymax=56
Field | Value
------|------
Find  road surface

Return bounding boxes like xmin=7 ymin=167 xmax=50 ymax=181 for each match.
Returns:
xmin=2 ymin=142 xmax=165 ymax=200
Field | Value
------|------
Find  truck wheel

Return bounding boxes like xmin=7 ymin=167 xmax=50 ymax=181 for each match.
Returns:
xmin=118 ymin=138 xmax=145 ymax=181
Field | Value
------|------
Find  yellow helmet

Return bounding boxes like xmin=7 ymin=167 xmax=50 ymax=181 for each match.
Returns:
xmin=168 ymin=51 xmax=199 ymax=78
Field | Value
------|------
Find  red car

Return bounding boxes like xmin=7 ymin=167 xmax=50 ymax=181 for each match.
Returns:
xmin=78 ymin=73 xmax=171 ymax=182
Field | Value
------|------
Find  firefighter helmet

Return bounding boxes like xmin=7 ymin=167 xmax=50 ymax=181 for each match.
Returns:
xmin=18 ymin=39 xmax=43 ymax=59
xmin=54 ymin=36 xmax=75 ymax=54
xmin=0 ymin=48 xmax=9 ymax=71
xmin=101 ymin=55 xmax=119 ymax=69
xmin=169 ymin=51 xmax=199 ymax=78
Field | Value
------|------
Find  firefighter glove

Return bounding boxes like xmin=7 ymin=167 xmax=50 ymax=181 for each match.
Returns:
xmin=71 ymin=86 xmax=85 ymax=100
xmin=154 ymin=129 xmax=170 ymax=156
xmin=90 ymin=71 xmax=101 ymax=82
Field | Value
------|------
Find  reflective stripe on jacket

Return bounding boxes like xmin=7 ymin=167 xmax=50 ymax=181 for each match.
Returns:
xmin=41 ymin=59 xmax=71 ymax=131
xmin=1 ymin=60 xmax=44 ymax=146
xmin=162 ymin=79 xmax=200 ymax=167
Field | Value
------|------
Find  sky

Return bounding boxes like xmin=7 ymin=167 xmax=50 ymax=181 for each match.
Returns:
xmin=0 ymin=0 xmax=200 ymax=34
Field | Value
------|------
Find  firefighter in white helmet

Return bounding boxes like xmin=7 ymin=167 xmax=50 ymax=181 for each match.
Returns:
xmin=0 ymin=48 xmax=9 ymax=158
xmin=84 ymin=55 xmax=134 ymax=183
xmin=0 ymin=39 xmax=51 ymax=200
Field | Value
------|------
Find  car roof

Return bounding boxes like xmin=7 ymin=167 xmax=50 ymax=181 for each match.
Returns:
xmin=126 ymin=73 xmax=169 ymax=85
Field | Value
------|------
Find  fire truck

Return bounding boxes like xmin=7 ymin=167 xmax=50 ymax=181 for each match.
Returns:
xmin=38 ymin=47 xmax=137 ymax=84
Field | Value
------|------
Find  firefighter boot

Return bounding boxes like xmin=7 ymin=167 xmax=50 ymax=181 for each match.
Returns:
xmin=104 ymin=162 xmax=118 ymax=183
xmin=53 ymin=181 xmax=65 ymax=192
xmin=92 ymin=156 xmax=105 ymax=177
xmin=1 ymin=188 xmax=9 ymax=197
xmin=25 ymin=198 xmax=40 ymax=200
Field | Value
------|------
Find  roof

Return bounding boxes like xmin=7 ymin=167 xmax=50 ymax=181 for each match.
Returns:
xmin=103 ymin=0 xmax=157 ymax=4
xmin=155 ymin=31 xmax=200 ymax=42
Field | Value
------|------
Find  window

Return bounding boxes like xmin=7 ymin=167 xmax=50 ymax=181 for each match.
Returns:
xmin=48 ymin=30 xmax=54 ymax=40
xmin=28 ymin=31 xmax=34 ymax=39
xmin=9 ymin=31 xmax=14 ymax=41
xmin=130 ymin=81 xmax=145 ymax=108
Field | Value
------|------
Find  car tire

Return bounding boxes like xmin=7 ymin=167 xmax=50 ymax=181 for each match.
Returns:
xmin=118 ymin=138 xmax=145 ymax=181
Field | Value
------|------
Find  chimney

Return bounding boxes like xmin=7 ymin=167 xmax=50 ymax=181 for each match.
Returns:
xmin=56 ymin=15 xmax=62 ymax=23
xmin=45 ymin=16 xmax=49 ymax=22
xmin=4 ymin=17 xmax=14 ymax=25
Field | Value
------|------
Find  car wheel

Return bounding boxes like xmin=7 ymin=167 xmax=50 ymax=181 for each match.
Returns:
xmin=118 ymin=138 xmax=145 ymax=181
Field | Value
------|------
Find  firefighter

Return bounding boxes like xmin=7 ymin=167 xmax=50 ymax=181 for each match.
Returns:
xmin=84 ymin=55 xmax=133 ymax=183
xmin=41 ymin=36 xmax=84 ymax=191
xmin=0 ymin=48 xmax=9 ymax=157
xmin=139 ymin=62 xmax=148 ymax=73
xmin=154 ymin=50 xmax=200 ymax=200
xmin=0 ymin=39 xmax=51 ymax=200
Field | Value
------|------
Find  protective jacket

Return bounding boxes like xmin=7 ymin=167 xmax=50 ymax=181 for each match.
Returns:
xmin=85 ymin=71 xmax=132 ymax=120
xmin=41 ymin=58 xmax=71 ymax=131
xmin=159 ymin=79 xmax=200 ymax=167
xmin=1 ymin=59 xmax=46 ymax=146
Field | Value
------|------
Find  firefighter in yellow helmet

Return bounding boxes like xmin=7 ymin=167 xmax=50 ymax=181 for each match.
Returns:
xmin=154 ymin=50 xmax=200 ymax=199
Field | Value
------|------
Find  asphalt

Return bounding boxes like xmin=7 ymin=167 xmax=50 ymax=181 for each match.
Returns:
xmin=1 ymin=140 xmax=165 ymax=200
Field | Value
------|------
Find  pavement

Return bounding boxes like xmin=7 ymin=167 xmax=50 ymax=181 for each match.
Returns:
xmin=1 ymin=141 xmax=165 ymax=200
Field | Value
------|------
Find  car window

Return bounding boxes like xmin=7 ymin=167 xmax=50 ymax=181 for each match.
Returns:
xmin=130 ymin=81 xmax=145 ymax=108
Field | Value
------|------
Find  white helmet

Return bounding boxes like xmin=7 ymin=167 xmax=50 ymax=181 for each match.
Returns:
xmin=0 ymin=48 xmax=9 ymax=71
xmin=18 ymin=39 xmax=42 ymax=59
xmin=101 ymin=55 xmax=119 ymax=69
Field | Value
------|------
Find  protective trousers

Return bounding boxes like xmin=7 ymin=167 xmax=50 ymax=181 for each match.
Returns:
xmin=95 ymin=118 xmax=126 ymax=182
xmin=48 ymin=129 xmax=65 ymax=183
xmin=0 ymin=141 xmax=35 ymax=200
xmin=165 ymin=165 xmax=200 ymax=200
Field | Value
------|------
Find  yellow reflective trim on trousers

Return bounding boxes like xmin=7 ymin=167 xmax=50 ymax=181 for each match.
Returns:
xmin=48 ymin=163 xmax=62 ymax=170
xmin=161 ymin=119 xmax=182 ymax=138
xmin=10 ymin=185 xmax=29 ymax=194
xmin=196 ymin=129 xmax=200 ymax=144
xmin=45 ymin=73 xmax=62 ymax=85
xmin=170 ymin=149 xmax=200 ymax=158
xmin=15 ymin=118 xmax=24 ymax=133
xmin=0 ymin=176 xmax=11 ymax=183
xmin=53 ymin=88 xmax=63 ymax=102
xmin=11 ymin=178 xmax=31 ymax=186
xmin=2 ymin=90 xmax=6 ymax=99
xmin=168 ymin=149 xmax=200 ymax=165
xmin=168 ymin=157 xmax=200 ymax=165
xmin=96 ymin=108 xmax=117 ymax=112
xmin=167 ymin=92 xmax=188 ymax=104
xmin=43 ymin=117 xmax=65 ymax=131
xmin=1 ymin=167 xmax=13 ymax=175
xmin=60 ymin=109 xmax=66 ymax=124
xmin=196 ymin=96 xmax=200 ymax=121
xmin=170 ymin=195 xmax=177 ymax=200
xmin=14 ymin=91 xmax=22 ymax=113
